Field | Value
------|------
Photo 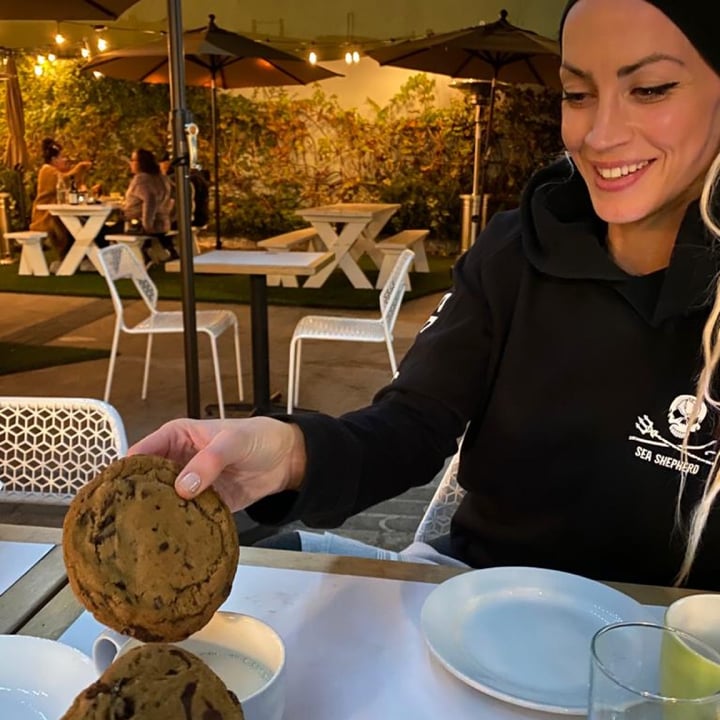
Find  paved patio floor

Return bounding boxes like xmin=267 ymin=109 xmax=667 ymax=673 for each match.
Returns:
xmin=0 ymin=278 xmax=449 ymax=551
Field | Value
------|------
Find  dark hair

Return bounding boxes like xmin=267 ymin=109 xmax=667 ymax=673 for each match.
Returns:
xmin=41 ymin=137 xmax=62 ymax=165
xmin=134 ymin=148 xmax=160 ymax=175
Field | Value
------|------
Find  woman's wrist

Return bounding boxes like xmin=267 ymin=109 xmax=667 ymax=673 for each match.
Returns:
xmin=286 ymin=423 xmax=307 ymax=492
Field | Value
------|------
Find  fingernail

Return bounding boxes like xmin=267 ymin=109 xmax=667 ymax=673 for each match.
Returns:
xmin=177 ymin=472 xmax=201 ymax=496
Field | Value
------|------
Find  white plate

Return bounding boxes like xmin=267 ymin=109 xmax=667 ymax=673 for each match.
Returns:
xmin=0 ymin=635 xmax=96 ymax=719
xmin=420 ymin=566 xmax=651 ymax=715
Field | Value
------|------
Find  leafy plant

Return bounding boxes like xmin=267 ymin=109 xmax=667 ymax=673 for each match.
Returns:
xmin=0 ymin=56 xmax=562 ymax=251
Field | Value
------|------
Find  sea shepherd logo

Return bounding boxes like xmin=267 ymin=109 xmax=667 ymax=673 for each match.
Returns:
xmin=629 ymin=394 xmax=716 ymax=475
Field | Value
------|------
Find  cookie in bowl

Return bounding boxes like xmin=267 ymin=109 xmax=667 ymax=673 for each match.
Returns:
xmin=61 ymin=643 xmax=244 ymax=719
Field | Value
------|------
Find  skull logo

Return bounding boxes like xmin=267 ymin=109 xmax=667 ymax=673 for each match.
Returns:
xmin=667 ymin=394 xmax=707 ymax=439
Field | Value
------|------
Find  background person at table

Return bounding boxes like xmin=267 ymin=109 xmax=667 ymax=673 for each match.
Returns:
xmin=123 ymin=148 xmax=177 ymax=262
xmin=130 ymin=0 xmax=720 ymax=589
xmin=159 ymin=151 xmax=211 ymax=231
xmin=29 ymin=137 xmax=92 ymax=260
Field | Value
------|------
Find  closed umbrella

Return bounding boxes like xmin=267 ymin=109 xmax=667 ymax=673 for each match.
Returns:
xmin=3 ymin=54 xmax=29 ymax=171
xmin=0 ymin=0 xmax=139 ymax=20
xmin=1 ymin=53 xmax=30 ymax=245
xmin=83 ymin=14 xmax=341 ymax=248
xmin=367 ymin=9 xmax=560 ymax=242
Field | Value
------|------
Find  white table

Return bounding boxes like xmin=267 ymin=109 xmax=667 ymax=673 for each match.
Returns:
xmin=36 ymin=203 xmax=118 ymax=275
xmin=296 ymin=203 xmax=400 ymax=289
xmin=57 ymin=564 xmax=666 ymax=720
xmin=166 ymin=250 xmax=333 ymax=414
xmin=0 ymin=540 xmax=53 ymax=596
xmin=0 ymin=528 xmax=703 ymax=720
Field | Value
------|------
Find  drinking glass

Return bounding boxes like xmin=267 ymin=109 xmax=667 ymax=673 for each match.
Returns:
xmin=589 ymin=622 xmax=720 ymax=719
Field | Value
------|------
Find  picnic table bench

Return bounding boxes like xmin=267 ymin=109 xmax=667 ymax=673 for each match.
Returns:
xmin=258 ymin=227 xmax=320 ymax=287
xmin=375 ymin=229 xmax=430 ymax=289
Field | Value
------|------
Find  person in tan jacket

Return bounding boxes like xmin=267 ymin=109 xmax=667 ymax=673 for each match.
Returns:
xmin=29 ymin=138 xmax=91 ymax=260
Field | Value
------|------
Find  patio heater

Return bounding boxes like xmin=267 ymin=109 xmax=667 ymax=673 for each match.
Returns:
xmin=451 ymin=79 xmax=494 ymax=252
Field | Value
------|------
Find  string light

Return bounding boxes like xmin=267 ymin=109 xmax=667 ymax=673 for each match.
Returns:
xmin=92 ymin=71 xmax=104 ymax=79
xmin=13 ymin=20 xmax=419 ymax=65
xmin=33 ymin=64 xmax=43 ymax=76
xmin=47 ymin=53 xmax=57 ymax=63
xmin=55 ymin=21 xmax=66 ymax=45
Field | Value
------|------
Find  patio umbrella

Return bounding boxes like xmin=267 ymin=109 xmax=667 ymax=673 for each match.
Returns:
xmin=1 ymin=53 xmax=30 ymax=246
xmin=3 ymin=55 xmax=29 ymax=171
xmin=0 ymin=0 xmax=139 ymax=20
xmin=367 ymin=9 xmax=561 ymax=240
xmin=83 ymin=14 xmax=341 ymax=248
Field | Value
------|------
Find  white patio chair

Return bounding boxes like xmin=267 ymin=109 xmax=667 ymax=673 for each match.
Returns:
xmin=287 ymin=248 xmax=414 ymax=413
xmin=414 ymin=441 xmax=466 ymax=544
xmin=97 ymin=244 xmax=243 ymax=419
xmin=0 ymin=396 xmax=128 ymax=504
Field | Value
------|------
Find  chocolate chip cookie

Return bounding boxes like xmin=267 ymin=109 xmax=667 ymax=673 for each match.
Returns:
xmin=61 ymin=643 xmax=244 ymax=719
xmin=63 ymin=454 xmax=239 ymax=642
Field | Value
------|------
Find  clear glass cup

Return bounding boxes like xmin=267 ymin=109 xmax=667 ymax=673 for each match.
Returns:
xmin=589 ymin=622 xmax=720 ymax=719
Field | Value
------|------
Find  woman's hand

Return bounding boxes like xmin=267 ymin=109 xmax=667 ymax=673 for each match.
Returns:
xmin=127 ymin=417 xmax=307 ymax=512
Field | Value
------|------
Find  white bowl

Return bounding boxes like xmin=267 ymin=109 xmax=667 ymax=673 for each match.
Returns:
xmin=0 ymin=634 xmax=96 ymax=720
xmin=93 ymin=611 xmax=286 ymax=720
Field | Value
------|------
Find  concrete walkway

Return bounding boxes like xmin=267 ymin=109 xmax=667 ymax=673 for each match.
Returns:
xmin=0 ymin=284 xmax=448 ymax=551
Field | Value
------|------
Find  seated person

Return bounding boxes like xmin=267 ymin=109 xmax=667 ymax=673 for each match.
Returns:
xmin=159 ymin=151 xmax=211 ymax=230
xmin=129 ymin=0 xmax=720 ymax=591
xmin=124 ymin=148 xmax=177 ymax=262
xmin=30 ymin=137 xmax=92 ymax=261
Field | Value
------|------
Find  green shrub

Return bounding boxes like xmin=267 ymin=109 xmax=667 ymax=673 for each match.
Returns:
xmin=0 ymin=56 xmax=561 ymax=249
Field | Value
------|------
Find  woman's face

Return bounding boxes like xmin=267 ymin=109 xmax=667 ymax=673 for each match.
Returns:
xmin=561 ymin=0 xmax=720 ymax=228
xmin=129 ymin=151 xmax=140 ymax=175
xmin=50 ymin=152 xmax=70 ymax=172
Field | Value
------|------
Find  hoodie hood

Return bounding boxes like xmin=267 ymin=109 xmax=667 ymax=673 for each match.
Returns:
xmin=519 ymin=158 xmax=720 ymax=325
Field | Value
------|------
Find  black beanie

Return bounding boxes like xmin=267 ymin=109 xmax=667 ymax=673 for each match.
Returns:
xmin=560 ymin=0 xmax=720 ymax=77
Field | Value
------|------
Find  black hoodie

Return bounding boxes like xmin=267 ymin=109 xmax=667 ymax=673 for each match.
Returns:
xmin=249 ymin=159 xmax=720 ymax=589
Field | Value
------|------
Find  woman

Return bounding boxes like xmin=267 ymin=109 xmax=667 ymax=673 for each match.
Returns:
xmin=130 ymin=0 xmax=720 ymax=588
xmin=123 ymin=148 xmax=177 ymax=261
xmin=29 ymin=138 xmax=92 ymax=260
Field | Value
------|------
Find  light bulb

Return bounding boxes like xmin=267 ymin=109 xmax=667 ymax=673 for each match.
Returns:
xmin=36 ymin=54 xmax=46 ymax=64
xmin=308 ymin=50 xmax=317 ymax=65
xmin=48 ymin=53 xmax=56 ymax=62
xmin=92 ymin=71 xmax=104 ymax=79
xmin=34 ymin=65 xmax=43 ymax=76
xmin=81 ymin=46 xmax=90 ymax=59
xmin=345 ymin=51 xmax=352 ymax=65
xmin=352 ymin=50 xmax=360 ymax=63
xmin=97 ymin=37 xmax=108 ymax=52
xmin=55 ymin=33 xmax=66 ymax=45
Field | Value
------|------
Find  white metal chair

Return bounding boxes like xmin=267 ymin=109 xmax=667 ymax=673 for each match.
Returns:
xmin=0 ymin=396 xmax=128 ymax=504
xmin=287 ymin=248 xmax=415 ymax=413
xmin=413 ymin=443 xmax=466 ymax=544
xmin=97 ymin=244 xmax=243 ymax=419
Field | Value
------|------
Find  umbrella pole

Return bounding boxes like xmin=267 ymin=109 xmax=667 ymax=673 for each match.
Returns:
xmin=166 ymin=0 xmax=201 ymax=418
xmin=471 ymin=94 xmax=483 ymax=197
xmin=478 ymin=76 xmax=498 ymax=232
xmin=211 ymin=77 xmax=222 ymax=249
